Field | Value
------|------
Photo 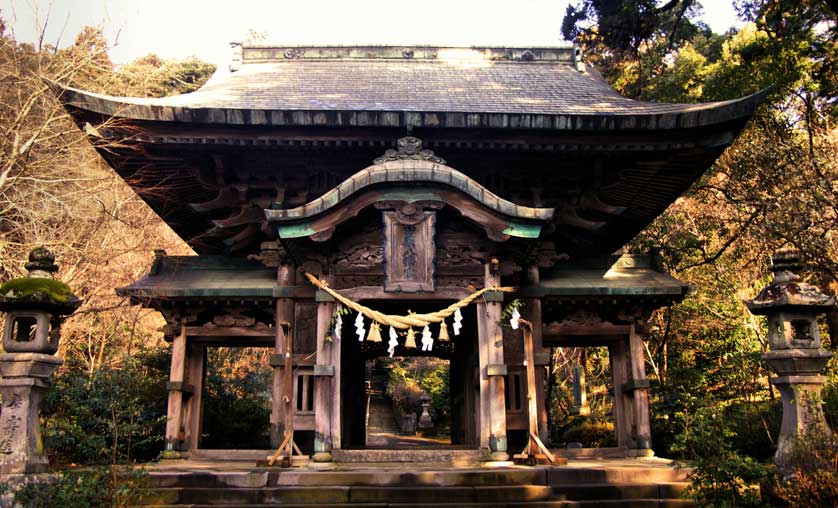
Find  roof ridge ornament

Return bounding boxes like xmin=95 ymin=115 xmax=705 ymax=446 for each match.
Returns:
xmin=374 ymin=136 xmax=446 ymax=165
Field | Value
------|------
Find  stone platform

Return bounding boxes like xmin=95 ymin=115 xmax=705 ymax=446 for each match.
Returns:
xmin=134 ymin=458 xmax=694 ymax=507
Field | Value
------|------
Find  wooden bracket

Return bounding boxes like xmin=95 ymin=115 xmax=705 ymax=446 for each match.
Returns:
xmin=313 ymin=365 xmax=335 ymax=377
xmin=487 ymin=364 xmax=508 ymax=376
xmin=166 ymin=382 xmax=195 ymax=395
xmin=622 ymin=378 xmax=651 ymax=393
xmin=315 ymin=290 xmax=336 ymax=303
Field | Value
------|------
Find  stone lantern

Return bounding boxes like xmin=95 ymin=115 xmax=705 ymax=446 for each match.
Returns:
xmin=0 ymin=247 xmax=80 ymax=473
xmin=418 ymin=393 xmax=433 ymax=430
xmin=745 ymin=249 xmax=835 ymax=471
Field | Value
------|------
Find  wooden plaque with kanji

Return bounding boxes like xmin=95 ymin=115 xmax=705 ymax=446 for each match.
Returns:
xmin=383 ymin=208 xmax=436 ymax=292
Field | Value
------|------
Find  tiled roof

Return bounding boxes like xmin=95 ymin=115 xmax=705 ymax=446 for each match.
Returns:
xmin=54 ymin=45 xmax=766 ymax=128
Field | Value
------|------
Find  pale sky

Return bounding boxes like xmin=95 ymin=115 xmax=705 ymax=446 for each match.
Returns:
xmin=2 ymin=0 xmax=743 ymax=66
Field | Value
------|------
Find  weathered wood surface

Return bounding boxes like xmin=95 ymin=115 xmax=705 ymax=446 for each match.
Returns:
xmin=313 ymin=300 xmax=336 ymax=461
xmin=609 ymin=340 xmax=631 ymax=449
xmin=629 ymin=325 xmax=652 ymax=449
xmin=184 ymin=344 xmax=205 ymax=450
xmin=477 ymin=260 xmax=508 ymax=460
xmin=165 ymin=323 xmax=187 ymax=450
xmin=270 ymin=264 xmax=295 ymax=448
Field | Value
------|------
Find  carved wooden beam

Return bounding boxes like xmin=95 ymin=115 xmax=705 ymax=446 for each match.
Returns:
xmin=189 ymin=187 xmax=242 ymax=212
xmin=265 ymin=158 xmax=554 ymax=222
xmin=212 ymin=205 xmax=266 ymax=228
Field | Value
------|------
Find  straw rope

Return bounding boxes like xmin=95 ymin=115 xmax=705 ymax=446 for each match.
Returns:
xmin=305 ymin=272 xmax=514 ymax=329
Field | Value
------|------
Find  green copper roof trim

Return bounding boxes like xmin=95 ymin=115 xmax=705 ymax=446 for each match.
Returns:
xmin=276 ymin=224 xmax=317 ymax=239
xmin=502 ymin=222 xmax=542 ymax=238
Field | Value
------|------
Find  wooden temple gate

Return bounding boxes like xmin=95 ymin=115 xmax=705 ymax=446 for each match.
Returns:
xmin=53 ymin=44 xmax=762 ymax=463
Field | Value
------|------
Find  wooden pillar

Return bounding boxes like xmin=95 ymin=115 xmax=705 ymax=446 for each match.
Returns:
xmin=628 ymin=324 xmax=653 ymax=454
xmin=270 ymin=263 xmax=295 ymax=448
xmin=164 ymin=322 xmax=187 ymax=455
xmin=608 ymin=340 xmax=631 ymax=450
xmin=524 ymin=265 xmax=550 ymax=442
xmin=477 ymin=259 xmax=509 ymax=461
xmin=312 ymin=291 xmax=336 ymax=462
xmin=183 ymin=343 xmax=205 ymax=450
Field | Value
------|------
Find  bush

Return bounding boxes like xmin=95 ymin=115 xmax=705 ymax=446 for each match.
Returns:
xmin=3 ymin=466 xmax=148 ymax=508
xmin=686 ymin=453 xmax=769 ymax=508
xmin=42 ymin=350 xmax=169 ymax=465
xmin=558 ymin=416 xmax=617 ymax=447
xmin=200 ymin=348 xmax=272 ymax=449
xmin=767 ymin=427 xmax=838 ymax=507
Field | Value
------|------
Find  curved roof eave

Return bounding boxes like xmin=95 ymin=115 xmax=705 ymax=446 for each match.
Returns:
xmin=51 ymin=80 xmax=769 ymax=132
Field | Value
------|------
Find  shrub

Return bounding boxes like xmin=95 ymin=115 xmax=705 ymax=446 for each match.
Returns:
xmin=558 ymin=416 xmax=617 ymax=447
xmin=42 ymin=350 xmax=169 ymax=465
xmin=5 ymin=466 xmax=148 ymax=508
xmin=767 ymin=426 xmax=838 ymax=507
xmin=686 ymin=453 xmax=769 ymax=508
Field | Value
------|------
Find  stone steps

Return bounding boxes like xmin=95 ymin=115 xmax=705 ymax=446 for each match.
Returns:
xmin=137 ymin=502 xmax=694 ymax=508
xmin=133 ymin=465 xmax=694 ymax=507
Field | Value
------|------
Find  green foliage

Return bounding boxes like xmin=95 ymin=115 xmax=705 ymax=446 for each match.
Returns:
xmin=418 ymin=362 xmax=450 ymax=421
xmin=326 ymin=305 xmax=351 ymax=342
xmin=498 ymin=299 xmax=525 ymax=326
xmin=386 ymin=358 xmax=450 ymax=422
xmin=768 ymin=427 xmax=838 ymax=507
xmin=558 ymin=416 xmax=616 ymax=448
xmin=42 ymin=351 xmax=169 ymax=465
xmin=686 ymin=453 xmax=769 ymax=508
xmin=200 ymin=348 xmax=272 ymax=449
xmin=6 ymin=466 xmax=148 ymax=508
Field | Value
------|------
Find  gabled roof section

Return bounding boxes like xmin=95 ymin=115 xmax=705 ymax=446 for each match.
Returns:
xmin=53 ymin=44 xmax=766 ymax=131
xmin=523 ymin=253 xmax=690 ymax=299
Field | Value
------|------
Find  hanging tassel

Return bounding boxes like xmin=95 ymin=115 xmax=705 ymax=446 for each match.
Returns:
xmin=333 ymin=310 xmax=343 ymax=341
xmin=510 ymin=306 xmax=521 ymax=330
xmin=453 ymin=308 xmax=463 ymax=335
xmin=421 ymin=325 xmax=433 ymax=351
xmin=355 ymin=311 xmax=365 ymax=341
xmin=367 ymin=322 xmax=382 ymax=342
xmin=404 ymin=328 xmax=417 ymax=348
xmin=387 ymin=326 xmax=399 ymax=357
xmin=438 ymin=320 xmax=450 ymax=342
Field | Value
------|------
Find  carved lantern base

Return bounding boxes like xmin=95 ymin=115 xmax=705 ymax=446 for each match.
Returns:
xmin=0 ymin=353 xmax=62 ymax=474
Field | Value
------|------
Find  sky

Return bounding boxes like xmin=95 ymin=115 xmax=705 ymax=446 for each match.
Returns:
xmin=2 ymin=0 xmax=743 ymax=66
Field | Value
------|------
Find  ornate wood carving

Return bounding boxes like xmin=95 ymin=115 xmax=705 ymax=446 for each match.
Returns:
xmin=373 ymin=136 xmax=445 ymax=164
xmin=383 ymin=205 xmax=436 ymax=292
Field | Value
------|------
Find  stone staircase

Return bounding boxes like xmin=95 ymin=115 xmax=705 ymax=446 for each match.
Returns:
xmin=367 ymin=395 xmax=400 ymax=436
xmin=132 ymin=464 xmax=696 ymax=507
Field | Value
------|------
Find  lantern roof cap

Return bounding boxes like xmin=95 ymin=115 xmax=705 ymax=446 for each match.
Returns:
xmin=745 ymin=249 xmax=835 ymax=315
xmin=0 ymin=248 xmax=81 ymax=314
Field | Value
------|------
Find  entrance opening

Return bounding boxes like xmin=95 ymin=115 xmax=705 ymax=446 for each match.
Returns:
xmin=340 ymin=300 xmax=479 ymax=449
xmin=366 ymin=357 xmax=451 ymax=448
xmin=201 ymin=347 xmax=272 ymax=449
xmin=548 ymin=346 xmax=617 ymax=448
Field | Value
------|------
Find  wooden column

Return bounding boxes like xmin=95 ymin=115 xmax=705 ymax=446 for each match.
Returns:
xmin=312 ymin=291 xmax=336 ymax=462
xmin=270 ymin=263 xmax=295 ymax=448
xmin=183 ymin=343 xmax=205 ymax=451
xmin=608 ymin=340 xmax=632 ymax=450
xmin=164 ymin=322 xmax=187 ymax=455
xmin=477 ymin=259 xmax=509 ymax=461
xmin=628 ymin=324 xmax=653 ymax=454
xmin=524 ymin=265 xmax=550 ymax=442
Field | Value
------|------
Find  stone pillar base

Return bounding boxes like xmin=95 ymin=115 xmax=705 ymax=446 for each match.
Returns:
xmin=0 ymin=377 xmax=52 ymax=474
xmin=311 ymin=452 xmax=333 ymax=462
xmin=627 ymin=448 xmax=655 ymax=458
xmin=770 ymin=373 xmax=833 ymax=472
xmin=487 ymin=450 xmax=510 ymax=461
